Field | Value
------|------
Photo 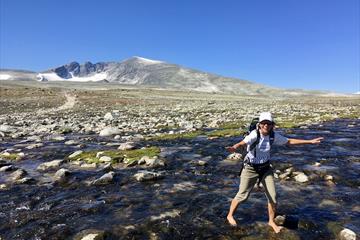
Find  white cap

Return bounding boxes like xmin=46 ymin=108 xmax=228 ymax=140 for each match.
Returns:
xmin=259 ymin=112 xmax=273 ymax=123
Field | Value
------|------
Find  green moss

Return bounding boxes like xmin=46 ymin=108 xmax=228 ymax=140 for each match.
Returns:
xmin=218 ymin=121 xmax=245 ymax=129
xmin=68 ymin=147 xmax=161 ymax=164
xmin=277 ymin=121 xmax=299 ymax=129
xmin=0 ymin=153 xmax=20 ymax=161
xmin=206 ymin=128 xmax=243 ymax=137
xmin=147 ymin=131 xmax=204 ymax=141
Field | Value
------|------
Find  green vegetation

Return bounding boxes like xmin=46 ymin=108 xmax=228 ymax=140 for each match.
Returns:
xmin=0 ymin=153 xmax=20 ymax=161
xmin=147 ymin=131 xmax=205 ymax=141
xmin=206 ymin=128 xmax=243 ymax=137
xmin=68 ymin=147 xmax=161 ymax=164
xmin=218 ymin=120 xmax=245 ymax=129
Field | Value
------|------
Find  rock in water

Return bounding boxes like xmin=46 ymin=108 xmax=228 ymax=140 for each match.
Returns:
xmin=134 ymin=170 xmax=164 ymax=182
xmin=340 ymin=228 xmax=356 ymax=240
xmin=68 ymin=150 xmax=83 ymax=159
xmin=37 ymin=159 xmax=64 ymax=171
xmin=99 ymin=127 xmax=121 ymax=137
xmin=10 ymin=169 xmax=27 ymax=181
xmin=91 ymin=171 xmax=115 ymax=185
xmin=294 ymin=172 xmax=309 ymax=183
xmin=54 ymin=168 xmax=71 ymax=182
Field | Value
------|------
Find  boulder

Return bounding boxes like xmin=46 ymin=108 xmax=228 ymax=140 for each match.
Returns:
xmin=91 ymin=171 xmax=115 ymax=185
xmin=118 ymin=142 xmax=135 ymax=150
xmin=99 ymin=156 xmax=112 ymax=163
xmin=54 ymin=168 xmax=71 ymax=181
xmin=340 ymin=228 xmax=356 ymax=240
xmin=68 ymin=150 xmax=83 ymax=159
xmin=10 ymin=169 xmax=27 ymax=181
xmin=99 ymin=127 xmax=121 ymax=137
xmin=37 ymin=159 xmax=64 ymax=171
xmin=134 ymin=170 xmax=164 ymax=182
xmin=294 ymin=172 xmax=309 ymax=183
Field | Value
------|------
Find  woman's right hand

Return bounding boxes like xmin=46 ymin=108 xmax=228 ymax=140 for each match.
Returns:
xmin=226 ymin=146 xmax=236 ymax=153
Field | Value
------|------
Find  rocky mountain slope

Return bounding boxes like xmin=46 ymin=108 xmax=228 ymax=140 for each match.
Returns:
xmin=0 ymin=56 xmax=329 ymax=95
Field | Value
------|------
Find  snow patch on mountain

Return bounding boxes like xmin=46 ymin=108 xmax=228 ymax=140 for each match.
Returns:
xmin=0 ymin=74 xmax=12 ymax=80
xmin=133 ymin=56 xmax=163 ymax=65
xmin=37 ymin=72 xmax=107 ymax=82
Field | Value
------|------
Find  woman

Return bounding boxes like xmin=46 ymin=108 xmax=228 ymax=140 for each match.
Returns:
xmin=226 ymin=112 xmax=323 ymax=233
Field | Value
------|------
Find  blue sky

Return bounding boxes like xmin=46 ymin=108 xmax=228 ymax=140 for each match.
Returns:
xmin=0 ymin=0 xmax=359 ymax=93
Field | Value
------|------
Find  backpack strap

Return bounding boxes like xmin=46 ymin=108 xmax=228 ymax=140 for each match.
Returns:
xmin=249 ymin=130 xmax=260 ymax=158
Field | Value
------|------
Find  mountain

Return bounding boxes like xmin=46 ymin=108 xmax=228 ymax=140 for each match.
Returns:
xmin=0 ymin=56 xmax=332 ymax=95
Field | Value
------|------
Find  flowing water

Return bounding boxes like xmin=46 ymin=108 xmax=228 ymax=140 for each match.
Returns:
xmin=0 ymin=119 xmax=359 ymax=239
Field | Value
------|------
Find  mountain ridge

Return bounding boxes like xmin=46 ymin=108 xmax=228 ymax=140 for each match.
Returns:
xmin=0 ymin=56 xmax=338 ymax=96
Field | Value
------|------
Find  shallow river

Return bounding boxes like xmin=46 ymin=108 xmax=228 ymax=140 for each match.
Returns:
xmin=0 ymin=119 xmax=359 ymax=239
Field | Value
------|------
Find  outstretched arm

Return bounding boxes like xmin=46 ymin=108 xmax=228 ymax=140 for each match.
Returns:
xmin=287 ymin=137 xmax=324 ymax=145
xmin=226 ymin=140 xmax=247 ymax=153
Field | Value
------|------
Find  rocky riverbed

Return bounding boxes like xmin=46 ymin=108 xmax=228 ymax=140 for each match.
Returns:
xmin=0 ymin=81 xmax=359 ymax=239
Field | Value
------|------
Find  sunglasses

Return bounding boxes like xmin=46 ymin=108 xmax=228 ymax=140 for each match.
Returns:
xmin=260 ymin=121 xmax=274 ymax=126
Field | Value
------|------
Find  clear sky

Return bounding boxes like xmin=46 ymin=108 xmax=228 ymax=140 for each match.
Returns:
xmin=0 ymin=0 xmax=359 ymax=93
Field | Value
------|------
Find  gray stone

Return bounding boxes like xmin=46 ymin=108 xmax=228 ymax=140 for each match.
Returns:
xmin=340 ymin=228 xmax=356 ymax=240
xmin=99 ymin=127 xmax=121 ymax=137
xmin=99 ymin=156 xmax=112 ymax=163
xmin=69 ymin=150 xmax=83 ymax=159
xmin=10 ymin=169 xmax=27 ymax=181
xmin=0 ymin=165 xmax=15 ymax=172
xmin=54 ymin=168 xmax=71 ymax=181
xmin=91 ymin=171 xmax=115 ymax=185
xmin=294 ymin=172 xmax=309 ymax=183
xmin=37 ymin=159 xmax=64 ymax=171
xmin=134 ymin=170 xmax=164 ymax=182
xmin=117 ymin=142 xmax=135 ymax=150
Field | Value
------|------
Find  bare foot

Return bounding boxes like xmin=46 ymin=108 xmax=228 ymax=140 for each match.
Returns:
xmin=227 ymin=215 xmax=237 ymax=226
xmin=268 ymin=221 xmax=283 ymax=233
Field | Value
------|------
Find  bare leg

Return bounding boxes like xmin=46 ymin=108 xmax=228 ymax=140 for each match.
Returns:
xmin=267 ymin=202 xmax=283 ymax=233
xmin=227 ymin=199 xmax=240 ymax=226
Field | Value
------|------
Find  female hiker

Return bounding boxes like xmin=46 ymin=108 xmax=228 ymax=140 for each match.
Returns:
xmin=225 ymin=112 xmax=323 ymax=233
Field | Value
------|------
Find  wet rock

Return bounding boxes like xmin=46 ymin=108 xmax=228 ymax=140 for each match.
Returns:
xmin=134 ymin=170 xmax=164 ymax=182
xmin=339 ymin=228 xmax=356 ymax=240
xmin=226 ymin=152 xmax=242 ymax=161
xmin=69 ymin=150 xmax=83 ymax=159
xmin=294 ymin=172 xmax=309 ymax=183
xmin=51 ymin=135 xmax=66 ymax=141
xmin=54 ymin=168 xmax=71 ymax=181
xmin=25 ymin=143 xmax=44 ymax=149
xmin=313 ymin=162 xmax=321 ymax=167
xmin=100 ymin=163 xmax=113 ymax=172
xmin=73 ymin=229 xmax=106 ymax=240
xmin=324 ymin=175 xmax=334 ymax=181
xmin=37 ymin=159 xmax=64 ymax=171
xmin=118 ymin=142 xmax=135 ymax=150
xmin=15 ymin=177 xmax=35 ymax=184
xmin=0 ymin=165 xmax=15 ymax=172
xmin=10 ymin=169 xmax=27 ymax=181
xmin=64 ymin=140 xmax=78 ymax=145
xmin=99 ymin=156 xmax=112 ymax=163
xmin=99 ymin=127 xmax=121 ymax=137
xmin=0 ymin=124 xmax=16 ymax=133
xmin=142 ymin=156 xmax=166 ymax=168
xmin=197 ymin=160 xmax=208 ymax=166
xmin=279 ymin=171 xmax=292 ymax=180
xmin=91 ymin=171 xmax=115 ymax=185
xmin=81 ymin=163 xmax=97 ymax=169
xmin=150 ymin=209 xmax=181 ymax=221
xmin=0 ymin=184 xmax=8 ymax=190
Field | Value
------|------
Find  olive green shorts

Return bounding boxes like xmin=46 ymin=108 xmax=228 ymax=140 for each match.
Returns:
xmin=234 ymin=164 xmax=277 ymax=204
